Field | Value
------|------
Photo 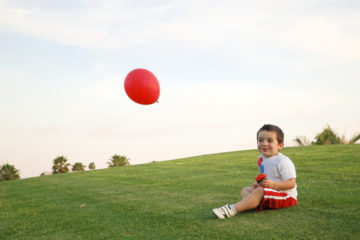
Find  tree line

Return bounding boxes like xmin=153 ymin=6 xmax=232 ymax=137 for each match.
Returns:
xmin=51 ymin=154 xmax=130 ymax=174
xmin=2 ymin=125 xmax=359 ymax=181
xmin=0 ymin=154 xmax=130 ymax=181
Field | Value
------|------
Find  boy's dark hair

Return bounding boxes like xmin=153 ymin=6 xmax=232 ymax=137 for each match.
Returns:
xmin=257 ymin=124 xmax=284 ymax=144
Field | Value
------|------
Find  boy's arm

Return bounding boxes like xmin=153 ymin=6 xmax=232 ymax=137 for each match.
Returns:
xmin=260 ymin=178 xmax=296 ymax=190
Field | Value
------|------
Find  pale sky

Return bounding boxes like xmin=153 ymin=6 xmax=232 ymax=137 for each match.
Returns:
xmin=1 ymin=0 xmax=359 ymax=178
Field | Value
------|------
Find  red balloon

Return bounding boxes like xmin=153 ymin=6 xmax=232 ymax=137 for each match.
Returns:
xmin=124 ymin=68 xmax=160 ymax=105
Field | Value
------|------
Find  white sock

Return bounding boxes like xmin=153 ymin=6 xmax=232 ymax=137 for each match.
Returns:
xmin=229 ymin=204 xmax=238 ymax=215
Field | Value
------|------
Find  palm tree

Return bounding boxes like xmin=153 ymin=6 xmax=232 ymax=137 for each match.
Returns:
xmin=72 ymin=162 xmax=86 ymax=172
xmin=348 ymin=133 xmax=360 ymax=144
xmin=107 ymin=155 xmax=130 ymax=168
xmin=293 ymin=136 xmax=310 ymax=146
xmin=52 ymin=155 xmax=71 ymax=174
xmin=0 ymin=164 xmax=20 ymax=181
xmin=88 ymin=162 xmax=96 ymax=170
xmin=312 ymin=125 xmax=341 ymax=145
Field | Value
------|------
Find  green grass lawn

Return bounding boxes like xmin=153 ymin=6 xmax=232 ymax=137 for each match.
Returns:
xmin=1 ymin=145 xmax=359 ymax=239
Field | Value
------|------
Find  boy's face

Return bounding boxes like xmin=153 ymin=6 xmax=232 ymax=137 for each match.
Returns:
xmin=257 ymin=130 xmax=284 ymax=158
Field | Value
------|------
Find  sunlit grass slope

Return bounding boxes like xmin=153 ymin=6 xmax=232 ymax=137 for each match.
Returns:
xmin=1 ymin=145 xmax=359 ymax=239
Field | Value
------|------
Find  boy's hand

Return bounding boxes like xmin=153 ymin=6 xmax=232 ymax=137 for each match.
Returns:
xmin=260 ymin=179 xmax=275 ymax=188
xmin=255 ymin=173 xmax=267 ymax=183
xmin=253 ymin=183 xmax=261 ymax=189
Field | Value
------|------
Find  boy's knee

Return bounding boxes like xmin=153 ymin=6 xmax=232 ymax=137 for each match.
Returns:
xmin=241 ymin=187 xmax=249 ymax=193
xmin=253 ymin=187 xmax=264 ymax=196
xmin=241 ymin=187 xmax=252 ymax=198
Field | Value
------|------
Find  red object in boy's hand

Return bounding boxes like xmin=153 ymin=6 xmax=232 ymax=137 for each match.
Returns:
xmin=256 ymin=173 xmax=267 ymax=183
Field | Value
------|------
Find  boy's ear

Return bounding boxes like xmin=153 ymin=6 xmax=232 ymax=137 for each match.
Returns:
xmin=278 ymin=142 xmax=284 ymax=150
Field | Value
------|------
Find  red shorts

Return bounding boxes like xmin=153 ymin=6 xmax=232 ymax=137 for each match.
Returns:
xmin=257 ymin=187 xmax=297 ymax=211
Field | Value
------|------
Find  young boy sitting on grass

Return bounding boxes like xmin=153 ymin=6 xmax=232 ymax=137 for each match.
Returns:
xmin=212 ymin=124 xmax=297 ymax=219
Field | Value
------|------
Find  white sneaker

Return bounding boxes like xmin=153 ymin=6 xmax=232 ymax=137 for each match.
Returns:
xmin=212 ymin=204 xmax=235 ymax=219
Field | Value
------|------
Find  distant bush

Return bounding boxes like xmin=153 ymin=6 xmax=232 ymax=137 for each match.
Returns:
xmin=88 ymin=162 xmax=96 ymax=170
xmin=0 ymin=163 xmax=20 ymax=181
xmin=72 ymin=162 xmax=86 ymax=172
xmin=40 ymin=172 xmax=52 ymax=176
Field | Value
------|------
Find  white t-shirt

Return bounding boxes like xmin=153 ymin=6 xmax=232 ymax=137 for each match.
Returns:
xmin=257 ymin=153 xmax=298 ymax=199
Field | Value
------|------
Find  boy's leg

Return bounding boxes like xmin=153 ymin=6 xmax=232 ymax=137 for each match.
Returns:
xmin=234 ymin=186 xmax=264 ymax=212
xmin=212 ymin=187 xmax=264 ymax=219
xmin=241 ymin=186 xmax=254 ymax=199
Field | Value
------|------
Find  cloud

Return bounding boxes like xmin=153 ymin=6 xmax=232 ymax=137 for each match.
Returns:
xmin=277 ymin=15 xmax=360 ymax=63
xmin=0 ymin=4 xmax=119 ymax=49
xmin=1 ymin=0 xmax=359 ymax=64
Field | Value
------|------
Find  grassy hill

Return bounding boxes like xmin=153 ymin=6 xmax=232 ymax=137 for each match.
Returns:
xmin=1 ymin=145 xmax=359 ymax=239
